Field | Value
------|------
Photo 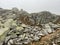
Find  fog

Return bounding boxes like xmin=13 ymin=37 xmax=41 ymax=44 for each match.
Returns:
xmin=0 ymin=0 xmax=60 ymax=14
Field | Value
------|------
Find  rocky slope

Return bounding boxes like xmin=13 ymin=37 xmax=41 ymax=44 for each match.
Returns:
xmin=0 ymin=8 xmax=60 ymax=45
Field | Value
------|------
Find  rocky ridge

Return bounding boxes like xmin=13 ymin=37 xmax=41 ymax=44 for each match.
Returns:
xmin=0 ymin=8 xmax=60 ymax=45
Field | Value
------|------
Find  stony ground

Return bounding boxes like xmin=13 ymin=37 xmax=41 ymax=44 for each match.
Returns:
xmin=29 ymin=29 xmax=60 ymax=45
xmin=0 ymin=8 xmax=60 ymax=45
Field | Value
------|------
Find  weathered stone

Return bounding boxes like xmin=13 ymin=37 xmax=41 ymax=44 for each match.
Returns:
xmin=0 ymin=8 xmax=60 ymax=45
xmin=33 ymin=36 xmax=40 ymax=41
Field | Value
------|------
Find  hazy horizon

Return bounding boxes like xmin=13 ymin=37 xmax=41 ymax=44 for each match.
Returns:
xmin=0 ymin=0 xmax=60 ymax=15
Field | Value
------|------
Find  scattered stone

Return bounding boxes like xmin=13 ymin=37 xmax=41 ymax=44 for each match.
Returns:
xmin=0 ymin=8 xmax=60 ymax=45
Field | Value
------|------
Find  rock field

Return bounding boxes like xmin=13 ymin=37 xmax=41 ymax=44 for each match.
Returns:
xmin=0 ymin=8 xmax=60 ymax=45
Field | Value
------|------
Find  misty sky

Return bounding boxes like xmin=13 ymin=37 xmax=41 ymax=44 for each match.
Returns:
xmin=0 ymin=0 xmax=60 ymax=14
